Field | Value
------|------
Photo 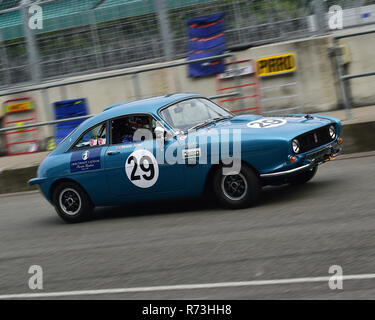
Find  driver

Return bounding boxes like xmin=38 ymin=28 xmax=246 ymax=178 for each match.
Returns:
xmin=133 ymin=116 xmax=152 ymax=142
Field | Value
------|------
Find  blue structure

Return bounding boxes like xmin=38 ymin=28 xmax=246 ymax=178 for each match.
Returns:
xmin=54 ymin=98 xmax=89 ymax=145
xmin=187 ymin=13 xmax=226 ymax=77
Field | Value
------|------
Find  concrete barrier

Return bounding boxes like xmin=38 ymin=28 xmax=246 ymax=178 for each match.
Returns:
xmin=340 ymin=121 xmax=375 ymax=154
xmin=0 ymin=166 xmax=38 ymax=194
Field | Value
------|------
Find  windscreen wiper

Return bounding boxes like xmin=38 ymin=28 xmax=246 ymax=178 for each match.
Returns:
xmin=188 ymin=116 xmax=232 ymax=132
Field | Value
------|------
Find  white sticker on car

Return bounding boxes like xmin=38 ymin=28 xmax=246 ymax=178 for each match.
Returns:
xmin=182 ymin=148 xmax=201 ymax=159
xmin=125 ymin=149 xmax=159 ymax=188
xmin=247 ymin=118 xmax=287 ymax=129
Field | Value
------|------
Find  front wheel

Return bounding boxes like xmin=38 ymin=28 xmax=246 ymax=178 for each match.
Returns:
xmin=213 ymin=164 xmax=261 ymax=209
xmin=289 ymin=166 xmax=318 ymax=185
xmin=52 ymin=181 xmax=93 ymax=223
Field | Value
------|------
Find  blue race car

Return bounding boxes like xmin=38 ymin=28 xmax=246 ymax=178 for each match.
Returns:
xmin=29 ymin=93 xmax=342 ymax=223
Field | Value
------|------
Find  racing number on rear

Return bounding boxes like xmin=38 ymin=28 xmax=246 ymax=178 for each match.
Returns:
xmin=125 ymin=150 xmax=159 ymax=188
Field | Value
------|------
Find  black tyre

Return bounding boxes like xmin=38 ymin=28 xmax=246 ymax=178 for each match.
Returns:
xmin=289 ymin=166 xmax=318 ymax=185
xmin=213 ymin=164 xmax=261 ymax=209
xmin=52 ymin=181 xmax=94 ymax=223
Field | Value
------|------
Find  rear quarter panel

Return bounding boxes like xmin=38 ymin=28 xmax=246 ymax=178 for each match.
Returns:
xmin=38 ymin=151 xmax=115 ymax=206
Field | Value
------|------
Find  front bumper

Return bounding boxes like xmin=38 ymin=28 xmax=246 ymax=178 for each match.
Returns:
xmin=28 ymin=177 xmax=47 ymax=186
xmin=260 ymin=144 xmax=342 ymax=178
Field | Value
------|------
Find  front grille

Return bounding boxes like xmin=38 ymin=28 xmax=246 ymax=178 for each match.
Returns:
xmin=296 ymin=124 xmax=334 ymax=153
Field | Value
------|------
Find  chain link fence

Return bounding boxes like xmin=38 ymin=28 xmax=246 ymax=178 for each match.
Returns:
xmin=0 ymin=0 xmax=375 ymax=90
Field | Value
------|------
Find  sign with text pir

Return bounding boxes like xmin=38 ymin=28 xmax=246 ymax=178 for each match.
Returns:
xmin=256 ymin=53 xmax=296 ymax=77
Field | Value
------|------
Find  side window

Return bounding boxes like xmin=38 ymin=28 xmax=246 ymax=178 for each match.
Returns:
xmin=111 ymin=115 xmax=155 ymax=145
xmin=73 ymin=122 xmax=107 ymax=149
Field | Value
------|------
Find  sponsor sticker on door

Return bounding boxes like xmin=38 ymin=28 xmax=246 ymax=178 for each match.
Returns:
xmin=70 ymin=148 xmax=101 ymax=172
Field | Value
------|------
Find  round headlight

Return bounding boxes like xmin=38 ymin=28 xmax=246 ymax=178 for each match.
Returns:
xmin=329 ymin=125 xmax=336 ymax=139
xmin=292 ymin=139 xmax=300 ymax=154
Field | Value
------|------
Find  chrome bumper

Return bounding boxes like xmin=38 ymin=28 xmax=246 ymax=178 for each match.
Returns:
xmin=260 ymin=145 xmax=342 ymax=179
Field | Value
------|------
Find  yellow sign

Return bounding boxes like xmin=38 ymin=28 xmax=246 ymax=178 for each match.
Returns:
xmin=256 ymin=53 xmax=296 ymax=77
xmin=47 ymin=138 xmax=56 ymax=151
xmin=4 ymin=101 xmax=33 ymax=113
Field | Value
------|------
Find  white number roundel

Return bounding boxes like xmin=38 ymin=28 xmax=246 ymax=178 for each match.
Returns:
xmin=247 ymin=118 xmax=287 ymax=129
xmin=125 ymin=150 xmax=159 ymax=188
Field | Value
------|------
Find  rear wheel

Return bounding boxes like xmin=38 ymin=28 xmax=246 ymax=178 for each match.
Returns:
xmin=52 ymin=181 xmax=93 ymax=223
xmin=289 ymin=166 xmax=318 ymax=185
xmin=213 ymin=164 xmax=260 ymax=209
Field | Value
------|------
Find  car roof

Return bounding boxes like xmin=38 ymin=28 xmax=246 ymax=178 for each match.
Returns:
xmin=84 ymin=93 xmax=201 ymax=128
xmin=49 ymin=93 xmax=201 ymax=155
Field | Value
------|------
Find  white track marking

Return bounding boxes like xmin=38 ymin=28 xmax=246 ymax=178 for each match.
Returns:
xmin=1 ymin=273 xmax=375 ymax=299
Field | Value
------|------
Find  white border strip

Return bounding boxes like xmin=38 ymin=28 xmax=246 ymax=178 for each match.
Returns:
xmin=1 ymin=273 xmax=375 ymax=299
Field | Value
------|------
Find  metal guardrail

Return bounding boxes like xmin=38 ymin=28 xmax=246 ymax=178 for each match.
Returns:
xmin=333 ymin=29 xmax=375 ymax=120
xmin=0 ymin=115 xmax=92 ymax=133
xmin=334 ymin=29 xmax=375 ymax=40
xmin=0 ymin=53 xmax=233 ymax=98
xmin=0 ymin=53 xmax=240 ymax=134
xmin=0 ymin=0 xmax=319 ymax=88
xmin=0 ymin=93 xmax=239 ymax=133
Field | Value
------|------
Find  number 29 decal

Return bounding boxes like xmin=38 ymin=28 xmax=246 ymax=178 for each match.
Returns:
xmin=247 ymin=118 xmax=287 ymax=129
xmin=125 ymin=150 xmax=159 ymax=188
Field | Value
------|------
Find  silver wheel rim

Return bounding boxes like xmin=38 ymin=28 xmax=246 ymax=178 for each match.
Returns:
xmin=221 ymin=173 xmax=248 ymax=201
xmin=59 ymin=188 xmax=82 ymax=216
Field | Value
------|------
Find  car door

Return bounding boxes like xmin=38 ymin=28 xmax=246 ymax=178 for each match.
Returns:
xmin=104 ymin=114 xmax=185 ymax=197
xmin=69 ymin=121 xmax=109 ymax=197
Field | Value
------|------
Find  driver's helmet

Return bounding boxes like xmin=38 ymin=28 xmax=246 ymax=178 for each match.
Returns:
xmin=136 ymin=117 xmax=150 ymax=129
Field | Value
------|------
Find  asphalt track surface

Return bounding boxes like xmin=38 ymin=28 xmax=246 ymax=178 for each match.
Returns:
xmin=0 ymin=154 xmax=375 ymax=299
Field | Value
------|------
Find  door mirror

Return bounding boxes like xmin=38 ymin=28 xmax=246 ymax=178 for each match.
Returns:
xmin=155 ymin=125 xmax=175 ymax=142
xmin=154 ymin=126 xmax=166 ymax=140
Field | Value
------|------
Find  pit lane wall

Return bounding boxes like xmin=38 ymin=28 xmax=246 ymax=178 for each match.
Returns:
xmin=0 ymin=32 xmax=374 ymax=153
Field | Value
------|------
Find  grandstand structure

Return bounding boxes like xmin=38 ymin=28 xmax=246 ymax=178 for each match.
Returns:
xmin=0 ymin=0 xmax=373 ymax=89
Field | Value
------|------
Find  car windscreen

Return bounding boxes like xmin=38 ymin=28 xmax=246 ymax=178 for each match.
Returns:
xmin=159 ymin=98 xmax=231 ymax=132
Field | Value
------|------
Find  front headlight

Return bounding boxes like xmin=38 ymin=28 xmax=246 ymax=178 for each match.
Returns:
xmin=292 ymin=139 xmax=300 ymax=154
xmin=329 ymin=125 xmax=336 ymax=140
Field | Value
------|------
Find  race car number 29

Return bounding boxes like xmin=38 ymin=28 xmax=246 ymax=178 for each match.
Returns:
xmin=125 ymin=150 xmax=159 ymax=188
xmin=247 ymin=118 xmax=287 ymax=129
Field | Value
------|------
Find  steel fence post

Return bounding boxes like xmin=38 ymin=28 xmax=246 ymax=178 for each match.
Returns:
xmin=233 ymin=1 xmax=243 ymax=44
xmin=155 ymin=0 xmax=172 ymax=61
xmin=313 ymin=0 xmax=327 ymax=36
xmin=88 ymin=9 xmax=104 ymax=69
xmin=20 ymin=0 xmax=42 ymax=84
xmin=333 ymin=38 xmax=353 ymax=120
xmin=0 ymin=32 xmax=11 ymax=87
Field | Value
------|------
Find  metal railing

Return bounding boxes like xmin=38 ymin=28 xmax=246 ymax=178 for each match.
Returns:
xmin=0 ymin=53 xmax=239 ymax=134
xmin=0 ymin=92 xmax=239 ymax=134
xmin=0 ymin=53 xmax=233 ymax=98
xmin=0 ymin=0 xmax=318 ymax=89
xmin=332 ymin=28 xmax=375 ymax=120
xmin=2 ymin=1 xmax=375 ymax=90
